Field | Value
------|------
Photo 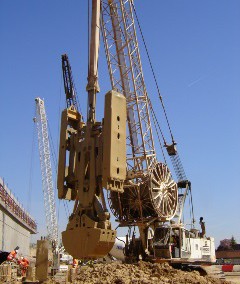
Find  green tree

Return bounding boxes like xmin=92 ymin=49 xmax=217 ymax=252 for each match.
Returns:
xmin=230 ymin=236 xmax=237 ymax=249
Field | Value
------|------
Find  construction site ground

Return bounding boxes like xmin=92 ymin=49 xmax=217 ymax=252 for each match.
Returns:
xmin=2 ymin=261 xmax=240 ymax=283
xmin=50 ymin=261 xmax=237 ymax=284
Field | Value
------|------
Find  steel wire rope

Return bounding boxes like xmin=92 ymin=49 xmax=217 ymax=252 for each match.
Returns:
xmin=55 ymin=71 xmax=71 ymax=219
xmin=57 ymin=198 xmax=61 ymax=234
xmin=148 ymin=99 xmax=167 ymax=146
xmin=189 ymin=184 xmax=195 ymax=226
xmin=116 ymin=237 xmax=126 ymax=245
xmin=129 ymin=1 xmax=198 ymax=230
xmin=72 ymin=75 xmax=84 ymax=121
xmin=47 ymin=121 xmax=69 ymax=232
xmin=87 ymin=0 xmax=90 ymax=121
xmin=148 ymin=99 xmax=167 ymax=164
xmin=102 ymin=1 xmax=174 ymax=152
xmin=130 ymin=0 xmax=175 ymax=145
xmin=188 ymin=193 xmax=193 ymax=227
xmin=57 ymin=68 xmax=69 ymax=219
xmin=88 ymin=0 xmax=90 ymax=76
xmin=63 ymin=201 xmax=70 ymax=219
xmin=47 ymin=122 xmax=58 ymax=172
xmin=114 ymin=224 xmax=126 ymax=245
xmin=128 ymin=226 xmax=132 ymax=240
xmin=27 ymin=113 xmax=37 ymax=213
xmin=57 ymin=68 xmax=63 ymax=166
xmin=130 ymin=1 xmax=196 ymax=211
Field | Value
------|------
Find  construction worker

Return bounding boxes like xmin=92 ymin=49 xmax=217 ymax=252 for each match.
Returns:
xmin=199 ymin=217 xmax=206 ymax=238
xmin=72 ymin=258 xmax=78 ymax=268
xmin=17 ymin=257 xmax=29 ymax=276
xmin=0 ymin=251 xmax=10 ymax=265
xmin=7 ymin=246 xmax=19 ymax=261
xmin=170 ymin=232 xmax=180 ymax=258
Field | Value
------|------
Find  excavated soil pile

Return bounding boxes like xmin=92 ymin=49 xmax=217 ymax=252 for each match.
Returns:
xmin=76 ymin=261 xmax=229 ymax=284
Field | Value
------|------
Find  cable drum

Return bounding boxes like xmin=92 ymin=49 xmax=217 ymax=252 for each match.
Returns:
xmin=149 ymin=163 xmax=178 ymax=218
xmin=108 ymin=163 xmax=178 ymax=222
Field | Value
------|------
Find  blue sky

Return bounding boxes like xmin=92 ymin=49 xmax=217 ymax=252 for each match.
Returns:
xmin=0 ymin=1 xmax=239 ymax=247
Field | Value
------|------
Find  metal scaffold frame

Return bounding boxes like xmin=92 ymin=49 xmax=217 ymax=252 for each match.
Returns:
xmin=34 ymin=98 xmax=58 ymax=246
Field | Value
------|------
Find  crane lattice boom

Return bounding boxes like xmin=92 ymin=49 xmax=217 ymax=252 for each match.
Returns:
xmin=34 ymin=97 xmax=58 ymax=246
xmin=101 ymin=0 xmax=156 ymax=174
xmin=101 ymin=0 xmax=178 ymax=224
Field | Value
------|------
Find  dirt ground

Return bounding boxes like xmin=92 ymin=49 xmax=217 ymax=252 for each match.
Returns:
xmin=75 ymin=261 xmax=231 ymax=284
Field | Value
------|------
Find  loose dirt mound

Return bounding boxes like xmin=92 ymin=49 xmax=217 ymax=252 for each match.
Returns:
xmin=76 ymin=261 xmax=229 ymax=284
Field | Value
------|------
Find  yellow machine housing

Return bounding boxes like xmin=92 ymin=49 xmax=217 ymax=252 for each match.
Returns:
xmin=57 ymin=1 xmax=127 ymax=259
xmin=57 ymin=106 xmax=84 ymax=200
xmin=58 ymin=91 xmax=126 ymax=258
xmin=62 ymin=228 xmax=116 ymax=259
xmin=103 ymin=90 xmax=126 ymax=192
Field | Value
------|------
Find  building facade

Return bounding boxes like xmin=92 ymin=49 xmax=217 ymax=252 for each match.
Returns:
xmin=0 ymin=177 xmax=37 ymax=256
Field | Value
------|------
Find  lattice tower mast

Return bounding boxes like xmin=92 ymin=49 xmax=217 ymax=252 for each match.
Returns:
xmin=101 ymin=0 xmax=157 ymax=176
xmin=34 ymin=98 xmax=58 ymax=246
xmin=62 ymin=54 xmax=79 ymax=111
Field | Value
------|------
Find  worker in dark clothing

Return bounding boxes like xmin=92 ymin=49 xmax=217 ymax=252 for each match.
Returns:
xmin=199 ymin=217 xmax=206 ymax=238
xmin=0 ymin=246 xmax=19 ymax=265
xmin=0 ymin=251 xmax=10 ymax=264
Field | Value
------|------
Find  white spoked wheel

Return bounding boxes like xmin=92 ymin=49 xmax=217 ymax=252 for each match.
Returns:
xmin=149 ymin=162 xmax=178 ymax=219
xmin=108 ymin=163 xmax=178 ymax=221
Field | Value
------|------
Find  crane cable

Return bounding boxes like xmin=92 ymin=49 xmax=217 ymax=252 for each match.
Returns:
xmin=48 ymin=120 xmax=70 ymax=218
xmin=88 ymin=0 xmax=90 ymax=76
xmin=189 ymin=183 xmax=195 ymax=226
xmin=56 ymin=71 xmax=70 ymax=218
xmin=148 ymin=99 xmax=167 ymax=164
xmin=27 ymin=115 xmax=36 ymax=213
xmin=130 ymin=0 xmax=175 ymax=145
xmin=148 ymin=98 xmax=167 ymax=146
xmin=129 ymin=1 xmax=197 ymax=229
xmin=58 ymin=70 xmax=72 ymax=218
xmin=48 ymin=122 xmax=57 ymax=171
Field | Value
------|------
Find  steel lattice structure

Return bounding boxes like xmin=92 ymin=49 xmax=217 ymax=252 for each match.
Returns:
xmin=101 ymin=0 xmax=178 ymax=224
xmin=34 ymin=98 xmax=58 ymax=246
xmin=62 ymin=54 xmax=79 ymax=110
xmin=101 ymin=0 xmax=157 ymax=176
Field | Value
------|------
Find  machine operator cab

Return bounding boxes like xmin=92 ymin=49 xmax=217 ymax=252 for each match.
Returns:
xmin=153 ymin=224 xmax=194 ymax=260
xmin=152 ymin=223 xmax=215 ymax=263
